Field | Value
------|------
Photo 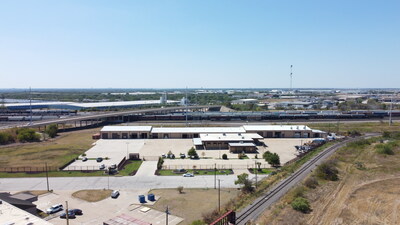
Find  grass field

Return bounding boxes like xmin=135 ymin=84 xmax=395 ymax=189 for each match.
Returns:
xmin=0 ymin=128 xmax=100 ymax=168
xmin=248 ymin=168 xmax=273 ymax=174
xmin=0 ymin=170 xmax=105 ymax=178
xmin=72 ymin=189 xmax=112 ymax=202
xmin=157 ymin=169 xmax=233 ymax=176
xmin=118 ymin=160 xmax=142 ymax=176
xmin=150 ymin=188 xmax=240 ymax=225
xmin=309 ymin=121 xmax=400 ymax=134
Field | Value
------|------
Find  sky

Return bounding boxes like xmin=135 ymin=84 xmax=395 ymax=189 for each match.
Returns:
xmin=0 ymin=0 xmax=399 ymax=89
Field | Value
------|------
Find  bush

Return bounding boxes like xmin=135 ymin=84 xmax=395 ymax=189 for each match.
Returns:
xmin=376 ymin=144 xmax=395 ymax=155
xmin=45 ymin=124 xmax=58 ymax=138
xmin=291 ymin=197 xmax=311 ymax=213
xmin=190 ymin=220 xmax=206 ymax=225
xmin=315 ymin=160 xmax=339 ymax=181
xmin=0 ymin=132 xmax=15 ymax=145
xmin=291 ymin=185 xmax=306 ymax=198
xmin=16 ymin=128 xmax=40 ymax=142
xmin=188 ymin=147 xmax=198 ymax=158
xmin=222 ymin=153 xmax=228 ymax=160
xmin=304 ymin=177 xmax=318 ymax=189
xmin=177 ymin=186 xmax=184 ymax=194
xmin=263 ymin=151 xmax=280 ymax=167
xmin=235 ymin=173 xmax=254 ymax=193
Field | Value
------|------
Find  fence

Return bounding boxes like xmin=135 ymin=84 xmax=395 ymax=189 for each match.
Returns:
xmin=0 ymin=166 xmax=59 ymax=173
xmin=161 ymin=163 xmax=271 ymax=170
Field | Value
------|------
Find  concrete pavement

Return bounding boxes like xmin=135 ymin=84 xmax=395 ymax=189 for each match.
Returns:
xmin=0 ymin=173 xmax=266 ymax=192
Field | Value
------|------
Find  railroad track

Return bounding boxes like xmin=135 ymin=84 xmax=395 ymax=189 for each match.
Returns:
xmin=235 ymin=134 xmax=378 ymax=225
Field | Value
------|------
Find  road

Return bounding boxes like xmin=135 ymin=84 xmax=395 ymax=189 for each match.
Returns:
xmin=235 ymin=134 xmax=378 ymax=225
xmin=0 ymin=173 xmax=264 ymax=192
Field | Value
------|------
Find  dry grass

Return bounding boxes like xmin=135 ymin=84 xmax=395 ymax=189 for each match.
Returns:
xmin=72 ymin=189 xmax=112 ymax=202
xmin=256 ymin=135 xmax=400 ymax=225
xmin=0 ymin=128 xmax=99 ymax=168
xmin=150 ymin=188 xmax=240 ymax=225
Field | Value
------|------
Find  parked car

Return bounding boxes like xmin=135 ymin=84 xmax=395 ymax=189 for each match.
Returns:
xmin=180 ymin=153 xmax=186 ymax=159
xmin=109 ymin=164 xmax=117 ymax=169
xmin=96 ymin=157 xmax=103 ymax=162
xmin=60 ymin=211 xmax=76 ymax=219
xmin=99 ymin=164 xmax=105 ymax=170
xmin=82 ymin=157 xmax=88 ymax=162
xmin=161 ymin=154 xmax=166 ymax=158
xmin=46 ymin=204 xmax=63 ymax=214
xmin=111 ymin=190 xmax=120 ymax=198
xmin=69 ymin=209 xmax=83 ymax=215
xmin=183 ymin=173 xmax=194 ymax=177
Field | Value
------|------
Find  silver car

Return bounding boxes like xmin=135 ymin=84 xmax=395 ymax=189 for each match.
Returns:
xmin=46 ymin=204 xmax=63 ymax=214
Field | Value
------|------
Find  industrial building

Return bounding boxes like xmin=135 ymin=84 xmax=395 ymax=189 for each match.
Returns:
xmin=100 ymin=125 xmax=326 ymax=153
xmin=4 ymin=99 xmax=180 ymax=110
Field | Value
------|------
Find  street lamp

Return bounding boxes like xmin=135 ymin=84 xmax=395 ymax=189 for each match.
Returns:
xmin=126 ymin=142 xmax=130 ymax=160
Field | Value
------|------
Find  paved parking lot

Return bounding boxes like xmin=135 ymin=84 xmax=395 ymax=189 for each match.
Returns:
xmin=34 ymin=190 xmax=183 ymax=225
xmin=65 ymin=138 xmax=312 ymax=171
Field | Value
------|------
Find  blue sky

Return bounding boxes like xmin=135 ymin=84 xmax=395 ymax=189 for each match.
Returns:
xmin=0 ymin=0 xmax=399 ymax=89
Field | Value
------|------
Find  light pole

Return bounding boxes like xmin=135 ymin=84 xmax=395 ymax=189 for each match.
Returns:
xmin=218 ymin=179 xmax=221 ymax=212
xmin=126 ymin=142 xmax=129 ymax=160
xmin=45 ymin=162 xmax=50 ymax=192
xmin=165 ymin=205 xmax=169 ymax=225
xmin=214 ymin=163 xmax=217 ymax=189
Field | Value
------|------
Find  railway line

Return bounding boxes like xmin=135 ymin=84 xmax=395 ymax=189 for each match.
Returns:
xmin=235 ymin=133 xmax=378 ymax=225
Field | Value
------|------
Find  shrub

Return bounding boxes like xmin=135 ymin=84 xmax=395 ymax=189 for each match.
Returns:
xmin=263 ymin=151 xmax=280 ymax=167
xmin=45 ymin=124 xmax=58 ymax=138
xmin=304 ymin=177 xmax=318 ymax=189
xmin=235 ymin=173 xmax=254 ymax=193
xmin=177 ymin=186 xmax=184 ymax=194
xmin=0 ymin=132 xmax=15 ymax=145
xmin=16 ymin=128 xmax=40 ymax=142
xmin=222 ymin=154 xmax=228 ymax=160
xmin=190 ymin=220 xmax=206 ymax=225
xmin=376 ymin=144 xmax=395 ymax=155
xmin=291 ymin=185 xmax=306 ymax=198
xmin=315 ymin=160 xmax=339 ymax=181
xmin=291 ymin=197 xmax=311 ymax=213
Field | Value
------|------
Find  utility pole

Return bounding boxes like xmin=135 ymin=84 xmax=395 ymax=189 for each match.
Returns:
xmin=218 ymin=179 xmax=221 ymax=212
xmin=29 ymin=87 xmax=32 ymax=125
xmin=65 ymin=201 xmax=69 ymax=225
xmin=185 ymin=87 xmax=188 ymax=127
xmin=165 ymin=205 xmax=169 ymax=225
xmin=45 ymin=163 xmax=50 ymax=192
xmin=389 ymin=94 xmax=393 ymax=126
xmin=255 ymin=161 xmax=258 ymax=189
xmin=290 ymin=65 xmax=293 ymax=91
xmin=214 ymin=163 xmax=217 ymax=189
xmin=126 ymin=142 xmax=129 ymax=159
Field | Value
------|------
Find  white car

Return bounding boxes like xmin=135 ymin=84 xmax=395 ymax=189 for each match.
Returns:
xmin=46 ymin=204 xmax=63 ymax=214
xmin=183 ymin=173 xmax=194 ymax=177
xmin=111 ymin=190 xmax=120 ymax=198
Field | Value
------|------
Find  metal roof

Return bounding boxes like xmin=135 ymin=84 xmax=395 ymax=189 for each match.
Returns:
xmin=101 ymin=126 xmax=153 ymax=132
xmin=228 ymin=142 xmax=256 ymax=147
xmin=243 ymin=125 xmax=311 ymax=131
xmin=199 ymin=133 xmax=262 ymax=142
xmin=151 ymin=127 xmax=246 ymax=134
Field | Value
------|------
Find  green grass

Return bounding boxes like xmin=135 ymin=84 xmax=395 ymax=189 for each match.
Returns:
xmin=0 ymin=170 xmax=105 ymax=178
xmin=118 ymin=160 xmax=143 ymax=176
xmin=249 ymin=168 xmax=273 ymax=174
xmin=158 ymin=169 xmax=233 ymax=176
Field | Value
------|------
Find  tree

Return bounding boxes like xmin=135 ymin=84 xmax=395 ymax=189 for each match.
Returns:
xmin=0 ymin=132 xmax=14 ymax=145
xmin=16 ymin=128 xmax=40 ymax=142
xmin=45 ymin=124 xmax=58 ymax=138
xmin=235 ymin=173 xmax=254 ymax=193
xmin=157 ymin=157 xmax=164 ymax=170
xmin=291 ymin=197 xmax=311 ymax=213
xmin=263 ymin=151 xmax=280 ymax=167
xmin=222 ymin=153 xmax=228 ymax=160
xmin=188 ymin=147 xmax=199 ymax=159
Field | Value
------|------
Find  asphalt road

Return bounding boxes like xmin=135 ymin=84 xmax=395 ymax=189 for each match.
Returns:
xmin=235 ymin=134 xmax=378 ymax=225
xmin=0 ymin=173 xmax=264 ymax=192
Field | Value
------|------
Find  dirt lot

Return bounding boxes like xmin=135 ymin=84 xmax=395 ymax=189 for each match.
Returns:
xmin=150 ymin=188 xmax=240 ymax=224
xmin=0 ymin=128 xmax=99 ymax=168
xmin=256 ymin=136 xmax=400 ymax=225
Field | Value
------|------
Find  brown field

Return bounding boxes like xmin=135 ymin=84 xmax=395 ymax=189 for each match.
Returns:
xmin=72 ymin=189 xmax=112 ymax=202
xmin=257 ymin=136 xmax=400 ymax=225
xmin=0 ymin=128 xmax=100 ymax=168
xmin=150 ymin=188 xmax=240 ymax=225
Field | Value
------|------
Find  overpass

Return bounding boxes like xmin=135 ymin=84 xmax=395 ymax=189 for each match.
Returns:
xmin=16 ymin=105 xmax=221 ymax=131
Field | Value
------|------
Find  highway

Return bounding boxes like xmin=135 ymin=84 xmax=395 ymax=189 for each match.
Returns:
xmin=0 ymin=105 xmax=218 ymax=130
xmin=235 ymin=134 xmax=379 ymax=225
